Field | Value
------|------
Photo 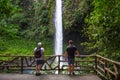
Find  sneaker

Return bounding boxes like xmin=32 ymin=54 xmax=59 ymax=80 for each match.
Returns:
xmin=72 ymin=72 xmax=75 ymax=75
xmin=68 ymin=73 xmax=71 ymax=76
xmin=35 ymin=73 xmax=41 ymax=76
xmin=38 ymin=73 xmax=41 ymax=75
xmin=35 ymin=73 xmax=38 ymax=76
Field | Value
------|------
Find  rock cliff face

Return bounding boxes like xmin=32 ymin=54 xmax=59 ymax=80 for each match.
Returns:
xmin=62 ymin=0 xmax=91 ymax=54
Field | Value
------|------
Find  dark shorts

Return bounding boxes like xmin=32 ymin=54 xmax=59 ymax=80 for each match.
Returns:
xmin=68 ymin=57 xmax=75 ymax=65
xmin=35 ymin=60 xmax=44 ymax=65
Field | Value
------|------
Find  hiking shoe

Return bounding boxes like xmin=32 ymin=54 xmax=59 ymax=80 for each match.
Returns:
xmin=35 ymin=73 xmax=41 ymax=76
xmin=35 ymin=73 xmax=38 ymax=76
xmin=72 ymin=72 xmax=75 ymax=75
xmin=68 ymin=73 xmax=71 ymax=76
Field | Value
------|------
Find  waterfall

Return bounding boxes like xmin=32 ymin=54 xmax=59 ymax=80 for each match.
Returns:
xmin=55 ymin=0 xmax=63 ymax=56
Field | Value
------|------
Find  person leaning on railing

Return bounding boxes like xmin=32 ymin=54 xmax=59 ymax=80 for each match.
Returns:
xmin=64 ymin=40 xmax=80 ymax=75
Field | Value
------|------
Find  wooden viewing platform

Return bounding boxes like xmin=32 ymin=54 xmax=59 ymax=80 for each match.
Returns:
xmin=0 ymin=74 xmax=101 ymax=80
xmin=0 ymin=55 xmax=120 ymax=80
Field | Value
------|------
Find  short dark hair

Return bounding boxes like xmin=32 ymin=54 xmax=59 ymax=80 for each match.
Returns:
xmin=69 ymin=40 xmax=73 ymax=44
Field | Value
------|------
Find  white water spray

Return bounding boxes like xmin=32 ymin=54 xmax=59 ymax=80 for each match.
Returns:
xmin=55 ymin=0 xmax=63 ymax=56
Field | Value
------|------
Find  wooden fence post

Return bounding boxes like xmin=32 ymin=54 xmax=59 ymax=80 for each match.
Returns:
xmin=21 ymin=56 xmax=23 ymax=74
xmin=95 ymin=55 xmax=98 ymax=74
xmin=58 ymin=55 xmax=60 ymax=74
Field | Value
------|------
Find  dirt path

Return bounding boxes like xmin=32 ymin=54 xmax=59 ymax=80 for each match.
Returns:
xmin=0 ymin=74 xmax=101 ymax=80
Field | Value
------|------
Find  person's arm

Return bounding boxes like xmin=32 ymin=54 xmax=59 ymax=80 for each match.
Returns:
xmin=42 ymin=48 xmax=45 ymax=60
xmin=75 ymin=50 xmax=80 ymax=56
xmin=33 ymin=48 xmax=36 ymax=56
xmin=64 ymin=51 xmax=68 ymax=57
xmin=33 ymin=51 xmax=35 ymax=56
xmin=42 ymin=52 xmax=44 ymax=60
xmin=64 ymin=51 xmax=68 ymax=61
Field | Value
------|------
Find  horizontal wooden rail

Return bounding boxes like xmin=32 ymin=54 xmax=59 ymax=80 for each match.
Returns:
xmin=95 ymin=55 xmax=120 ymax=80
xmin=0 ymin=55 xmax=95 ymax=74
xmin=96 ymin=55 xmax=120 ymax=65
xmin=0 ymin=54 xmax=120 ymax=80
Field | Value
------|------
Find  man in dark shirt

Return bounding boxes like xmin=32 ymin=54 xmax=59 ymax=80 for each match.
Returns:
xmin=64 ymin=40 xmax=80 ymax=75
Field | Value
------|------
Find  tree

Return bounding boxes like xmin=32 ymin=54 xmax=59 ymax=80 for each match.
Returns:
xmin=0 ymin=0 xmax=23 ymax=38
xmin=83 ymin=0 xmax=120 ymax=61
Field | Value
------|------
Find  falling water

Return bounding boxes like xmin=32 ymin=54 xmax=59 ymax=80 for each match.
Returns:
xmin=55 ymin=0 xmax=63 ymax=56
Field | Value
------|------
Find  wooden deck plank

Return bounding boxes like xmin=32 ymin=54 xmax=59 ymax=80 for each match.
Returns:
xmin=0 ymin=74 xmax=101 ymax=80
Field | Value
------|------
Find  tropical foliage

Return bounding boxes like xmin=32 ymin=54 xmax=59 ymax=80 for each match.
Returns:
xmin=0 ymin=0 xmax=54 ymax=55
xmin=0 ymin=0 xmax=22 ymax=39
xmin=0 ymin=0 xmax=120 ymax=61
xmin=83 ymin=0 xmax=120 ymax=61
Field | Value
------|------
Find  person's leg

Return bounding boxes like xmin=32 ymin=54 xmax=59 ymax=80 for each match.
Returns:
xmin=37 ymin=60 xmax=42 ymax=74
xmin=36 ymin=65 xmax=38 ymax=73
xmin=38 ymin=65 xmax=40 ymax=71
xmin=37 ymin=60 xmax=44 ymax=74
xmin=68 ymin=65 xmax=72 ymax=74
xmin=71 ymin=58 xmax=75 ymax=75
xmin=71 ymin=64 xmax=75 ymax=75
xmin=35 ymin=60 xmax=41 ymax=75
xmin=37 ymin=64 xmax=41 ymax=74
xmin=36 ymin=60 xmax=39 ymax=74
xmin=68 ymin=58 xmax=72 ymax=75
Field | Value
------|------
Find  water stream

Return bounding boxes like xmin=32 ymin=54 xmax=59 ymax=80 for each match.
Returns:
xmin=23 ymin=0 xmax=63 ymax=74
xmin=54 ymin=0 xmax=63 ymax=56
xmin=54 ymin=0 xmax=64 ymax=74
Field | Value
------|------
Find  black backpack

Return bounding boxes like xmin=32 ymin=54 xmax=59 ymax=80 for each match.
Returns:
xmin=34 ymin=48 xmax=41 ymax=58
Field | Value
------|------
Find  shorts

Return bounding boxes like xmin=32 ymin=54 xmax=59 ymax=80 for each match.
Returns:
xmin=35 ymin=60 xmax=44 ymax=65
xmin=68 ymin=57 xmax=75 ymax=65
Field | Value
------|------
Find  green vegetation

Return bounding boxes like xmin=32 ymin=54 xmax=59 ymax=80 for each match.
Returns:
xmin=83 ymin=0 xmax=120 ymax=61
xmin=63 ymin=0 xmax=120 ymax=61
xmin=0 ymin=38 xmax=53 ymax=55
xmin=0 ymin=38 xmax=35 ymax=55
xmin=0 ymin=0 xmax=54 ymax=55
xmin=0 ymin=0 xmax=120 ymax=61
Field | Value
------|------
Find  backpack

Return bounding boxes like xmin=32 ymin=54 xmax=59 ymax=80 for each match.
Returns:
xmin=34 ymin=48 xmax=41 ymax=58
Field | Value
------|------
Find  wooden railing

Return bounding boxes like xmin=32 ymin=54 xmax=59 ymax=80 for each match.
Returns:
xmin=0 ymin=54 xmax=120 ymax=80
xmin=0 ymin=55 xmax=95 ymax=74
xmin=95 ymin=55 xmax=120 ymax=80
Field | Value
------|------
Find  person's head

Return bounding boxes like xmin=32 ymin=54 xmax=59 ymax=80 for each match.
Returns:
xmin=37 ymin=42 xmax=42 ymax=48
xmin=69 ymin=40 xmax=74 ymax=45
